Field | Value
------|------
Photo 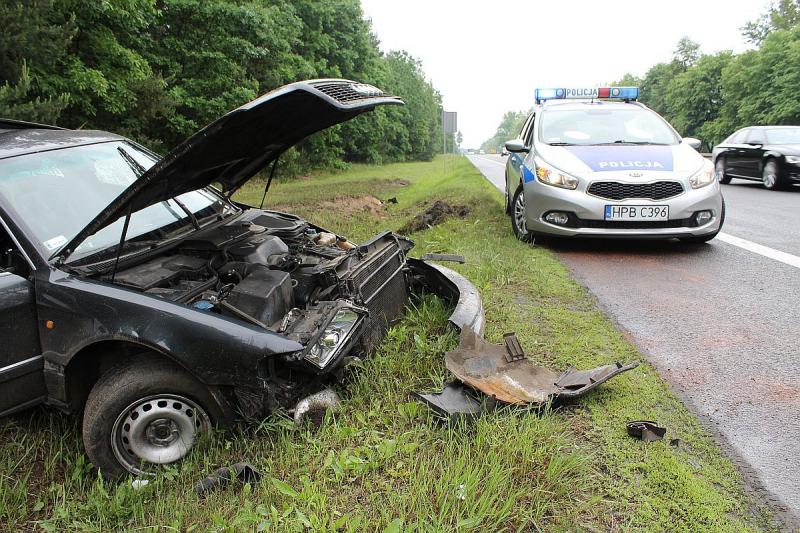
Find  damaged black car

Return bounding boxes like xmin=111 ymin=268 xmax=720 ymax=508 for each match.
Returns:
xmin=0 ymin=79 xmax=484 ymax=478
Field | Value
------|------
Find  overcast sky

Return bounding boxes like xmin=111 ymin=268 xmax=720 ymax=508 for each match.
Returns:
xmin=361 ymin=0 xmax=771 ymax=148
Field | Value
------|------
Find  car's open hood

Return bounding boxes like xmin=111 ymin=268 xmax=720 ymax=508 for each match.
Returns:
xmin=54 ymin=79 xmax=403 ymax=261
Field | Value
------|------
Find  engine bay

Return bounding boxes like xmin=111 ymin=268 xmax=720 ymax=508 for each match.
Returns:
xmin=106 ymin=210 xmax=411 ymax=366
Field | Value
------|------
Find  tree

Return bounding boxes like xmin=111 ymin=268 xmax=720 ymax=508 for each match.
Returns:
xmin=663 ymin=51 xmax=734 ymax=142
xmin=742 ymin=0 xmax=800 ymax=45
xmin=673 ymin=37 xmax=701 ymax=69
xmin=0 ymin=61 xmax=69 ymax=124
xmin=0 ymin=0 xmax=445 ymax=171
xmin=481 ymin=110 xmax=529 ymax=152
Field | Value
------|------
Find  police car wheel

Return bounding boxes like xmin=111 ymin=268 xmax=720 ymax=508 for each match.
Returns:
xmin=511 ymin=187 xmax=534 ymax=243
xmin=715 ymin=159 xmax=731 ymax=184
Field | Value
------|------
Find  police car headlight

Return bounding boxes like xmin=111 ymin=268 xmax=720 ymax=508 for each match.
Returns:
xmin=534 ymin=157 xmax=579 ymax=190
xmin=690 ymin=162 xmax=715 ymax=189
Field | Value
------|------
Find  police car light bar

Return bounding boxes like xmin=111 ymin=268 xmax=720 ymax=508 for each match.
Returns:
xmin=535 ymin=87 xmax=639 ymax=104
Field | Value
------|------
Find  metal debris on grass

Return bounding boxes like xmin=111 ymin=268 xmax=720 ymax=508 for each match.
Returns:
xmin=626 ymin=420 xmax=667 ymax=442
xmin=414 ymin=327 xmax=638 ymax=417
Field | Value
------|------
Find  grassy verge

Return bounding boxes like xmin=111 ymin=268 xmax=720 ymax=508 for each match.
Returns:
xmin=0 ymin=156 xmax=774 ymax=531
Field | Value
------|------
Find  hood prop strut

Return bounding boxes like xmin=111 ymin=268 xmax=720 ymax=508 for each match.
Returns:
xmin=259 ymin=156 xmax=280 ymax=209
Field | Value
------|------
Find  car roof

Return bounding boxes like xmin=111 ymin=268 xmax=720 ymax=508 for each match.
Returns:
xmin=0 ymin=122 xmax=125 ymax=160
xmin=538 ymin=100 xmax=645 ymax=111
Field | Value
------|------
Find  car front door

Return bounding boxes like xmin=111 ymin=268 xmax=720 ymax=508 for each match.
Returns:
xmin=723 ymin=129 xmax=750 ymax=177
xmin=742 ymin=129 xmax=767 ymax=178
xmin=0 ymin=223 xmax=46 ymax=417
xmin=505 ymin=113 xmax=535 ymax=194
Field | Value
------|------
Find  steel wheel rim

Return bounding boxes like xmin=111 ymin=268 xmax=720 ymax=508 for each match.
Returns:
xmin=514 ymin=192 xmax=527 ymax=235
xmin=763 ymin=165 xmax=776 ymax=188
xmin=111 ymin=394 xmax=210 ymax=476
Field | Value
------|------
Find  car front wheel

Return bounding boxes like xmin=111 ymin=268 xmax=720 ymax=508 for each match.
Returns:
xmin=82 ymin=356 xmax=221 ymax=479
xmin=511 ymin=186 xmax=534 ymax=243
xmin=715 ymin=158 xmax=731 ymax=184
xmin=762 ymin=159 xmax=787 ymax=190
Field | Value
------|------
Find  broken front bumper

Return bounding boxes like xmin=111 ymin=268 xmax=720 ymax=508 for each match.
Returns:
xmin=407 ymin=258 xmax=485 ymax=336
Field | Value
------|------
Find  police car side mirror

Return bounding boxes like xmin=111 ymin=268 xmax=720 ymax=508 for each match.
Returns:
xmin=683 ymin=137 xmax=702 ymax=151
xmin=505 ymin=139 xmax=528 ymax=153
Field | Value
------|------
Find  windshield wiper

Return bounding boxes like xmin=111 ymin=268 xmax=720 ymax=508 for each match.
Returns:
xmin=171 ymin=196 xmax=201 ymax=230
xmin=547 ymin=142 xmax=576 ymax=146
xmin=117 ymin=146 xmax=146 ymax=176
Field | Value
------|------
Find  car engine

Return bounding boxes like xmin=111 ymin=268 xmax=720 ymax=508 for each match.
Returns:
xmin=107 ymin=209 xmax=411 ymax=370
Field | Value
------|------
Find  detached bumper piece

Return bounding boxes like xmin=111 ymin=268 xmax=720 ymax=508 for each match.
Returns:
xmin=411 ymin=382 xmax=497 ymax=421
xmin=415 ymin=327 xmax=637 ymax=417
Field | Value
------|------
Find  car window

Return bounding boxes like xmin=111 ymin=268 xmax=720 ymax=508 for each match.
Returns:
xmin=538 ymin=105 xmax=679 ymax=145
xmin=523 ymin=114 xmax=536 ymax=146
xmin=729 ymin=129 xmax=749 ymax=144
xmin=0 ymin=142 xmax=229 ymax=259
xmin=765 ymin=128 xmax=800 ymax=144
xmin=520 ymin=113 xmax=535 ymax=146
xmin=746 ymin=130 xmax=766 ymax=145
xmin=0 ymin=223 xmax=29 ymax=276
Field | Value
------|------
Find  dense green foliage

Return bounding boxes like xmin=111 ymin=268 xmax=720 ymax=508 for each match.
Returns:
xmin=484 ymin=1 xmax=800 ymax=149
xmin=0 ymin=0 xmax=446 ymax=173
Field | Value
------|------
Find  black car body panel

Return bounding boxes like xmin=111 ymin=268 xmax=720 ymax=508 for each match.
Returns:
xmin=0 ymin=79 xmax=485 ymax=450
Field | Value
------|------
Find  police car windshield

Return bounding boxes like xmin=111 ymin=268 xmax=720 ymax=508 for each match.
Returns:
xmin=539 ymin=106 xmax=679 ymax=146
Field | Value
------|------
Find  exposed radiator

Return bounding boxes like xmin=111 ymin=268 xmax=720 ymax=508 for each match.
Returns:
xmin=347 ymin=239 xmax=408 ymax=352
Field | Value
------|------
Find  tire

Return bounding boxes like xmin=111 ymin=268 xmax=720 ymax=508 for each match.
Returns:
xmin=511 ymin=186 xmax=534 ymax=243
xmin=715 ymin=158 xmax=731 ymax=184
xmin=680 ymin=197 xmax=726 ymax=244
xmin=762 ymin=159 xmax=787 ymax=190
xmin=82 ymin=356 xmax=223 ymax=480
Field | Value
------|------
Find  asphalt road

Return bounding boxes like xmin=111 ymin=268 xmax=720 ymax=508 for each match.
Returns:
xmin=468 ymin=153 xmax=800 ymax=526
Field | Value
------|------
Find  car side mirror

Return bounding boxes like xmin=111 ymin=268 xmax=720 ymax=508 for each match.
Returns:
xmin=505 ymin=139 xmax=528 ymax=153
xmin=683 ymin=137 xmax=702 ymax=151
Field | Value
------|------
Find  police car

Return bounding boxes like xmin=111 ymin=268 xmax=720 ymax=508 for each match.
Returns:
xmin=503 ymin=87 xmax=724 ymax=242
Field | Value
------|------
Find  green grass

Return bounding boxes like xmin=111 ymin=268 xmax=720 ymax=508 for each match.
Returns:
xmin=0 ymin=156 xmax=775 ymax=531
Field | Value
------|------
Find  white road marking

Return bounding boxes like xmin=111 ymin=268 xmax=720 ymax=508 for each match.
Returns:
xmin=716 ymin=232 xmax=800 ymax=270
xmin=471 ymin=155 xmax=506 ymax=167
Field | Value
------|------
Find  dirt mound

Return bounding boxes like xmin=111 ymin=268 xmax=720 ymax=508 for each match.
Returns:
xmin=319 ymin=195 xmax=385 ymax=217
xmin=398 ymin=200 xmax=471 ymax=234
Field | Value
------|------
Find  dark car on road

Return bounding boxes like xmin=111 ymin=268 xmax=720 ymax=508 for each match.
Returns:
xmin=712 ymin=126 xmax=800 ymax=190
xmin=0 ymin=79 xmax=483 ymax=478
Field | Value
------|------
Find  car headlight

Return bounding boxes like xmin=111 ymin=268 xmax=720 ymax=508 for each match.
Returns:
xmin=534 ymin=156 xmax=579 ymax=190
xmin=304 ymin=307 xmax=363 ymax=369
xmin=690 ymin=162 xmax=715 ymax=189
xmin=786 ymin=155 xmax=800 ymax=164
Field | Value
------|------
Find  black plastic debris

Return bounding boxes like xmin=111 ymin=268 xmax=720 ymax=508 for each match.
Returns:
xmin=411 ymin=382 xmax=496 ymax=420
xmin=193 ymin=462 xmax=263 ymax=496
xmin=386 ymin=197 xmax=398 ymax=204
xmin=626 ymin=420 xmax=667 ymax=442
